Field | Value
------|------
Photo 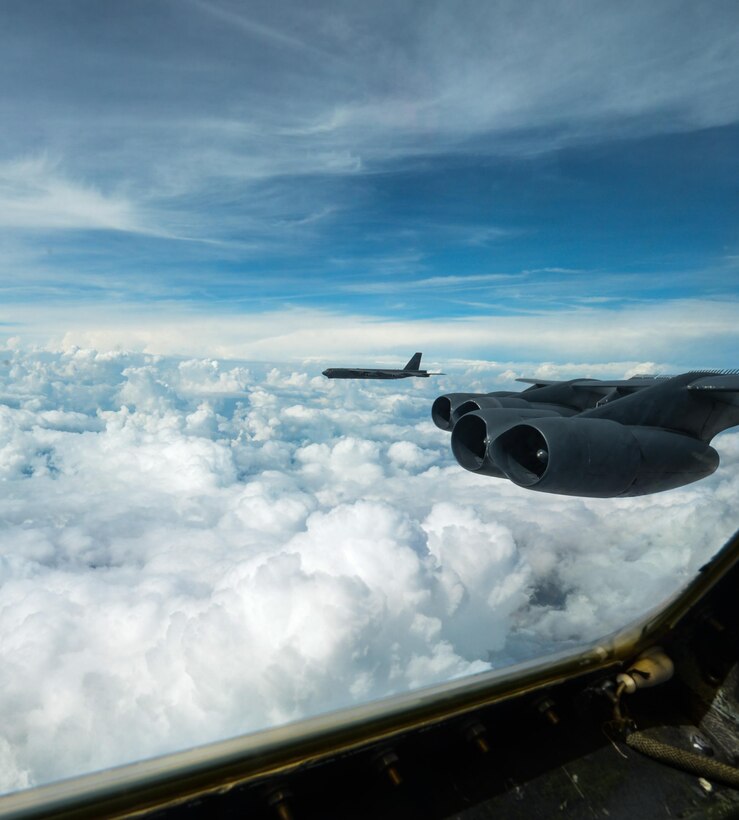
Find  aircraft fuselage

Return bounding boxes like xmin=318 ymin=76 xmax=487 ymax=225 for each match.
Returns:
xmin=322 ymin=368 xmax=429 ymax=379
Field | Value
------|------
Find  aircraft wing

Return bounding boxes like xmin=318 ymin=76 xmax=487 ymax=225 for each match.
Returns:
xmin=688 ymin=373 xmax=739 ymax=405
xmin=515 ymin=377 xmax=668 ymax=389
xmin=687 ymin=373 xmax=739 ymax=391
xmin=516 ymin=374 xmax=739 ymax=395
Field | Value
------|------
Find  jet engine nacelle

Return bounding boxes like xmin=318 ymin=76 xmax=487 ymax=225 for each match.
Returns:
xmin=431 ymin=392 xmax=518 ymax=431
xmin=432 ymin=393 xmax=577 ymax=431
xmin=449 ymin=408 xmax=565 ymax=478
xmin=453 ymin=414 xmax=720 ymax=497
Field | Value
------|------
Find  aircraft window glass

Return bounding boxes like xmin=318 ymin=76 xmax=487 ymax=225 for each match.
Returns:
xmin=0 ymin=0 xmax=737 ymax=794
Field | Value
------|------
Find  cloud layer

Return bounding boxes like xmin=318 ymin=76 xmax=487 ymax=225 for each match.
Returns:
xmin=0 ymin=346 xmax=736 ymax=791
xmin=4 ymin=297 xmax=737 ymax=369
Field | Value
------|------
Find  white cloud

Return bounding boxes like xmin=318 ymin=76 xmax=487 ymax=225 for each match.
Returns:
xmin=207 ymin=3 xmax=738 ymax=162
xmin=0 ymin=346 xmax=736 ymax=791
xmin=0 ymin=157 xmax=144 ymax=233
xmin=0 ymin=3 xmax=736 ymax=248
xmin=387 ymin=440 xmax=438 ymax=472
xmin=343 ymin=272 xmax=521 ymax=294
xmin=1 ymin=298 xmax=735 ymax=369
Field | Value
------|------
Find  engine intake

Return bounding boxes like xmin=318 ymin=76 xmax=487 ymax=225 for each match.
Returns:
xmin=433 ymin=392 xmax=577 ymax=431
xmin=431 ymin=392 xmax=517 ymax=431
xmin=450 ymin=408 xmax=565 ymax=478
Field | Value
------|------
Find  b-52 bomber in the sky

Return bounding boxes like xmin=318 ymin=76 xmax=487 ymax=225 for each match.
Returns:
xmin=432 ymin=371 xmax=739 ymax=498
xmin=323 ymin=352 xmax=443 ymax=380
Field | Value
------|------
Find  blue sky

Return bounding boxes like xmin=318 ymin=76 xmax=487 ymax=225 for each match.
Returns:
xmin=0 ymin=0 xmax=737 ymax=364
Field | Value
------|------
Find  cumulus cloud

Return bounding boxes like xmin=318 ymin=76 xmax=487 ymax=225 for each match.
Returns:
xmin=0 ymin=346 xmax=736 ymax=791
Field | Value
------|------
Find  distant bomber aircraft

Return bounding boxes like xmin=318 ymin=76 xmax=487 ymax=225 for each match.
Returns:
xmin=432 ymin=371 xmax=739 ymax=498
xmin=323 ymin=352 xmax=443 ymax=380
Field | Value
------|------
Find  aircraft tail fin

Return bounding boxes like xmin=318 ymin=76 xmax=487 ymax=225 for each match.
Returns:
xmin=404 ymin=352 xmax=422 ymax=371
